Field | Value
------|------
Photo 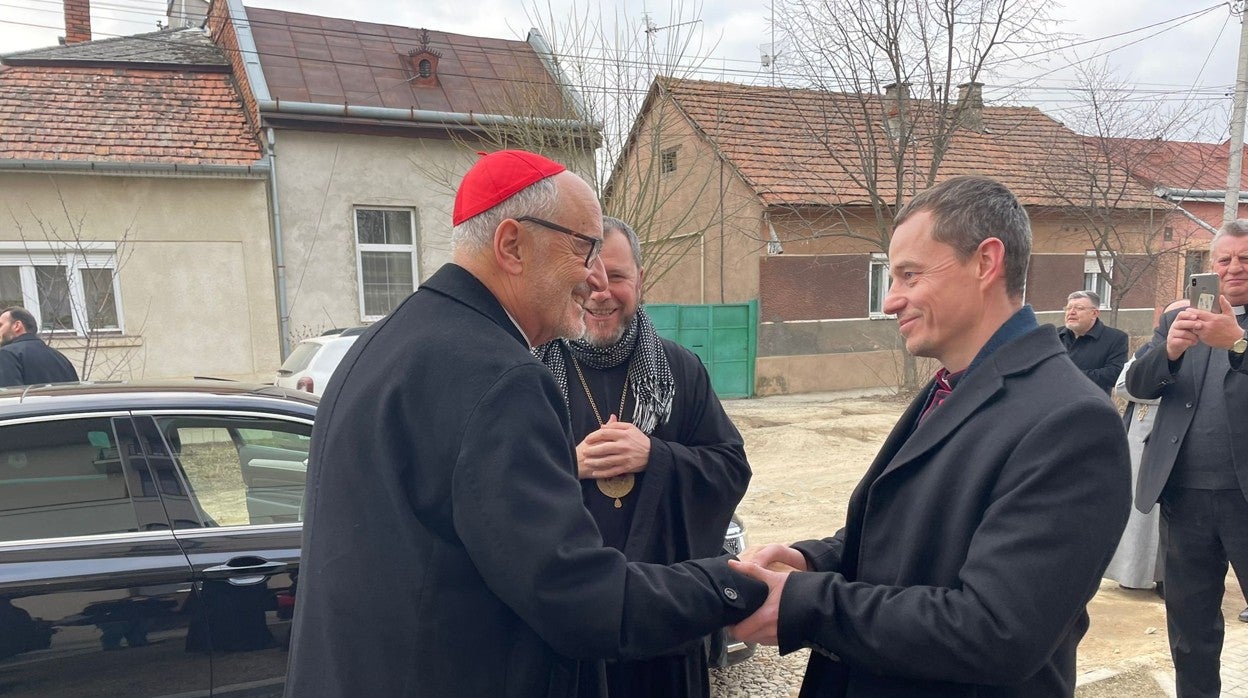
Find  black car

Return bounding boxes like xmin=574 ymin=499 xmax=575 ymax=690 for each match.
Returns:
xmin=0 ymin=382 xmax=315 ymax=697
xmin=0 ymin=382 xmax=749 ymax=696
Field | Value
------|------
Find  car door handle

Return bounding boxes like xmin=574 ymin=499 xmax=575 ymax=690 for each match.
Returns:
xmin=202 ymin=558 xmax=287 ymax=585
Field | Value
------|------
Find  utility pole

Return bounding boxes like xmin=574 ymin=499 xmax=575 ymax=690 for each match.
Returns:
xmin=1224 ymin=1 xmax=1248 ymax=224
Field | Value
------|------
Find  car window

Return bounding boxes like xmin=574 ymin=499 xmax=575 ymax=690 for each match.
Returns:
xmin=311 ymin=338 xmax=355 ymax=372
xmin=0 ymin=417 xmax=140 ymax=542
xmin=278 ymin=342 xmax=322 ymax=374
xmin=157 ymin=416 xmax=311 ymax=527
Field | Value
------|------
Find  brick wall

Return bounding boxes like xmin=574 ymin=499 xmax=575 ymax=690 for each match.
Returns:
xmin=759 ymin=254 xmax=869 ymax=322
xmin=207 ymin=0 xmax=261 ymax=137
xmin=1027 ymin=253 xmax=1159 ymax=311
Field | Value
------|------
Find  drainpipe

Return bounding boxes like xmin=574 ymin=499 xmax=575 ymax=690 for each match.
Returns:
xmin=265 ymin=127 xmax=291 ymax=358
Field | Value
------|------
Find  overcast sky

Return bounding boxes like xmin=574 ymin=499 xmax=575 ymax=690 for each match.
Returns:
xmin=0 ymin=0 xmax=1241 ymax=139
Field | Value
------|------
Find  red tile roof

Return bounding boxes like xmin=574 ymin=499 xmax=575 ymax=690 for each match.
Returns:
xmin=1104 ymin=137 xmax=1248 ymax=193
xmin=245 ymin=7 xmax=576 ymax=119
xmin=0 ymin=64 xmax=261 ymax=165
xmin=661 ymin=78 xmax=1161 ymax=210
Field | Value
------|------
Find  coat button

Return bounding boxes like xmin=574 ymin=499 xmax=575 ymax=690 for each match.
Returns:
xmin=1186 ymin=402 xmax=1193 ymax=409
xmin=1170 ymin=436 xmax=1179 ymax=443
xmin=724 ymin=587 xmax=738 ymax=600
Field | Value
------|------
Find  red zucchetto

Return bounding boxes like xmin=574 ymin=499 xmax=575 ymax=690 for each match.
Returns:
xmin=452 ymin=150 xmax=567 ymax=226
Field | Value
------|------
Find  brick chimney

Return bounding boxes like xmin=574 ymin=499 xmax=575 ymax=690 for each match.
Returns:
xmin=883 ymin=82 xmax=911 ymax=140
xmin=63 ymin=0 xmax=92 ymax=45
xmin=956 ymin=81 xmax=985 ymax=133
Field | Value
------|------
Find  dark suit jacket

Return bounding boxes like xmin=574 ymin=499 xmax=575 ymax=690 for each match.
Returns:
xmin=0 ymin=334 xmax=78 ymax=387
xmin=1124 ymin=308 xmax=1248 ymax=512
xmin=1057 ymin=318 xmax=1128 ymax=393
xmin=284 ymin=264 xmax=766 ymax=698
xmin=778 ymin=325 xmax=1130 ymax=697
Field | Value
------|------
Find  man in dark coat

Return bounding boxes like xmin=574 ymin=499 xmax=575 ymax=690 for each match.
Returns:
xmin=0 ymin=307 xmax=78 ymax=387
xmin=284 ymin=150 xmax=766 ymax=698
xmin=1057 ymin=289 xmax=1129 ymax=393
xmin=1125 ymin=219 xmax=1248 ymax=698
xmin=730 ymin=176 xmax=1131 ymax=697
xmin=534 ymin=217 xmax=751 ymax=698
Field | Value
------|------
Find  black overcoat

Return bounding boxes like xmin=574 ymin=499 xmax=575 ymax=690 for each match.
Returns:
xmin=284 ymin=264 xmax=765 ymax=698
xmin=1057 ymin=318 xmax=1129 ymax=394
xmin=0 ymin=334 xmax=78 ymax=387
xmin=1125 ymin=308 xmax=1248 ymax=511
xmin=778 ymin=325 xmax=1130 ymax=697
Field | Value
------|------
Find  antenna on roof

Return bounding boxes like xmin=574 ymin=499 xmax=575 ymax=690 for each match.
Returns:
xmin=760 ymin=43 xmax=775 ymax=68
xmin=642 ymin=12 xmax=658 ymax=35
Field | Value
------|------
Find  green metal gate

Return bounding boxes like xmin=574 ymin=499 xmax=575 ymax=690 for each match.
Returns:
xmin=645 ymin=301 xmax=757 ymax=398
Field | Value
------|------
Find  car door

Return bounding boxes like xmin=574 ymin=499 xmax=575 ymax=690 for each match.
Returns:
xmin=134 ymin=411 xmax=310 ymax=697
xmin=0 ymin=413 xmax=209 ymax=696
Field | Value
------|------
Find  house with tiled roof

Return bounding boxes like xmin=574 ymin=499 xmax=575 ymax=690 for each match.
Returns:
xmin=1103 ymin=138 xmax=1248 ymax=301
xmin=205 ymin=0 xmax=596 ymax=346
xmin=607 ymin=77 xmax=1176 ymax=394
xmin=0 ymin=21 xmax=278 ymax=382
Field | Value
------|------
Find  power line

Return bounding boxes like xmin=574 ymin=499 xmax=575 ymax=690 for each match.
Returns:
xmin=1 ymin=1 xmax=1235 ymax=89
xmin=0 ymin=1 xmax=1238 ymax=132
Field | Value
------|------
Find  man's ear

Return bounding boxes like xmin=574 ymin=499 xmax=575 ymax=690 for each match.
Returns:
xmin=976 ymin=237 xmax=1007 ymax=289
xmin=493 ymin=219 xmax=525 ymax=276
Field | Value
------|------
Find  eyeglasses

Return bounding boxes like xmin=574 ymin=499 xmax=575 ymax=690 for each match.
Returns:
xmin=515 ymin=216 xmax=603 ymax=268
xmin=1064 ymin=305 xmax=1096 ymax=313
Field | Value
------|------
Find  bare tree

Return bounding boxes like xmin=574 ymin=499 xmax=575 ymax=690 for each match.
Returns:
xmin=770 ymin=0 xmax=1056 ymax=249
xmin=6 ymin=182 xmax=143 ymax=380
xmin=769 ymin=0 xmax=1057 ymax=387
xmin=1038 ymin=60 xmax=1220 ymax=324
xmin=412 ymin=0 xmax=754 ymax=288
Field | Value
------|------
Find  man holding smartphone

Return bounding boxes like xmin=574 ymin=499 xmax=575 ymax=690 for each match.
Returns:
xmin=1126 ymin=219 xmax=1248 ymax=698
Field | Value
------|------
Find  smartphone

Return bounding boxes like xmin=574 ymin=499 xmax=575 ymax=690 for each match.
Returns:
xmin=1188 ymin=272 xmax=1221 ymax=313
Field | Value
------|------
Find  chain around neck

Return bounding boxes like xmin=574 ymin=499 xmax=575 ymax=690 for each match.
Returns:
xmin=570 ymin=354 xmax=628 ymax=425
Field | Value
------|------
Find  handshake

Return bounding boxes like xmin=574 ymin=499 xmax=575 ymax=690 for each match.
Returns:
xmin=726 ymin=543 xmax=807 ymax=646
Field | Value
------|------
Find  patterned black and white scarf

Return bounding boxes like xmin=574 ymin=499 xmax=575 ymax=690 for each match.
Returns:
xmin=533 ymin=308 xmax=675 ymax=434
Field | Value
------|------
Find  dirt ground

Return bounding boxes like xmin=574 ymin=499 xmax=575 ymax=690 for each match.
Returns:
xmin=720 ymin=391 xmax=1247 ymax=678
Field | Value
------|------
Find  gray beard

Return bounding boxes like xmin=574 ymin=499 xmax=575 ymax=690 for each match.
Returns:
xmin=583 ymin=311 xmax=635 ymax=349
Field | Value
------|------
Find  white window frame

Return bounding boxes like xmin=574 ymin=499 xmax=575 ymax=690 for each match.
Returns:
xmin=660 ymin=146 xmax=678 ymax=175
xmin=869 ymin=253 xmax=894 ymax=319
xmin=1083 ymin=251 xmax=1113 ymax=309
xmin=353 ymin=207 xmax=419 ymax=321
xmin=0 ymin=241 xmax=123 ymax=336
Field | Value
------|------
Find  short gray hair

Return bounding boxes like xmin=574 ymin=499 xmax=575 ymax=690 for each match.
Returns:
xmin=894 ymin=175 xmax=1032 ymax=299
xmin=1067 ymin=290 xmax=1099 ymax=307
xmin=602 ymin=216 xmax=642 ymax=269
xmin=1211 ymin=219 xmax=1248 ymax=253
xmin=451 ymin=176 xmax=560 ymax=253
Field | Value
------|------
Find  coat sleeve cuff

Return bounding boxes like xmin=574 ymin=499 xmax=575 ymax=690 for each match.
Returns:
xmin=689 ymin=554 xmax=769 ymax=624
xmin=776 ymin=571 xmax=831 ymax=657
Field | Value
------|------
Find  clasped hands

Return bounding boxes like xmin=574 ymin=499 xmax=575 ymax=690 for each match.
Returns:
xmin=727 ymin=544 xmax=808 ymax=646
xmin=1167 ymin=295 xmax=1244 ymax=361
xmin=576 ymin=415 xmax=651 ymax=480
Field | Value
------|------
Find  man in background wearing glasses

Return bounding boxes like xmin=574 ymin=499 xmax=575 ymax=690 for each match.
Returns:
xmin=1058 ymin=290 xmax=1128 ymax=394
xmin=286 ymin=150 xmax=766 ymax=697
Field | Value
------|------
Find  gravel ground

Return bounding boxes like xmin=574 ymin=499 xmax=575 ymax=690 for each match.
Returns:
xmin=711 ymin=647 xmax=808 ymax=698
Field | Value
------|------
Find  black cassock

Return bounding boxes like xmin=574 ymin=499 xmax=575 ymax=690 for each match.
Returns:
xmin=563 ymin=339 xmax=751 ymax=698
xmin=284 ymin=265 xmax=765 ymax=698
